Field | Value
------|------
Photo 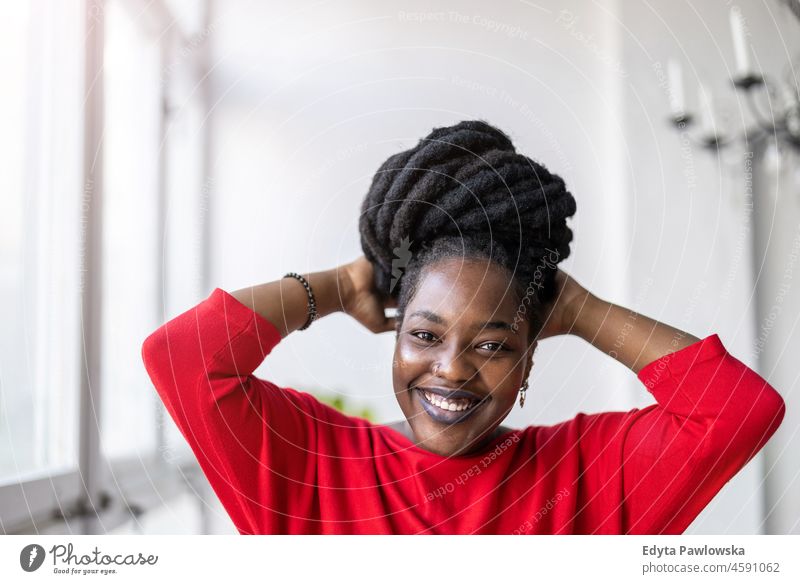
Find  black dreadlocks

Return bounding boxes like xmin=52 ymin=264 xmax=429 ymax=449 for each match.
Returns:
xmin=358 ymin=119 xmax=576 ymax=342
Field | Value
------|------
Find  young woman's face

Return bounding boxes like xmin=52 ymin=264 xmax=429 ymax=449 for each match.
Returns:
xmin=392 ymin=257 xmax=536 ymax=457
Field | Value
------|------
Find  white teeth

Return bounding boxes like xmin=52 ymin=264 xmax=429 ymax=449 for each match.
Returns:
xmin=421 ymin=390 xmax=477 ymax=412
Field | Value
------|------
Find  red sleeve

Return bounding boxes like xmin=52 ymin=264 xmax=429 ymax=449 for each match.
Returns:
xmin=140 ymin=288 xmax=323 ymax=534
xmin=612 ymin=333 xmax=785 ymax=533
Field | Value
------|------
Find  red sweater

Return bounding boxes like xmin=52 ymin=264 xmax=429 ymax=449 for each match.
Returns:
xmin=141 ymin=287 xmax=785 ymax=534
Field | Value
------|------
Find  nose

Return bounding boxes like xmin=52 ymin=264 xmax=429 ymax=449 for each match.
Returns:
xmin=431 ymin=341 xmax=477 ymax=384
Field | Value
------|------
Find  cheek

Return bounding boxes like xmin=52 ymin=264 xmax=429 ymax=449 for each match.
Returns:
xmin=484 ymin=362 xmax=526 ymax=396
xmin=392 ymin=343 xmax=419 ymax=384
xmin=392 ymin=342 xmax=435 ymax=397
xmin=394 ymin=341 xmax=420 ymax=366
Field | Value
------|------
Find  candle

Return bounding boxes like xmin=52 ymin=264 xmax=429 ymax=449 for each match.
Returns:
xmin=697 ymin=84 xmax=716 ymax=137
xmin=730 ymin=6 xmax=751 ymax=77
xmin=667 ymin=59 xmax=685 ymax=117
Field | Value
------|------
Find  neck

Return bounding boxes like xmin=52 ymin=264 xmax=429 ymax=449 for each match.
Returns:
xmin=389 ymin=420 xmax=511 ymax=456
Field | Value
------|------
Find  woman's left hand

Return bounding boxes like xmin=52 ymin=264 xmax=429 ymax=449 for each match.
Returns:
xmin=536 ymin=268 xmax=595 ymax=341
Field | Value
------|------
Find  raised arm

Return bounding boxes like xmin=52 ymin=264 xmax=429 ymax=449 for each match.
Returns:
xmin=538 ymin=269 xmax=786 ymax=534
xmin=141 ymin=256 xmax=396 ymax=533
xmin=229 ymin=267 xmax=348 ymax=338
xmin=536 ymin=269 xmax=700 ymax=371
xmin=229 ymin=256 xmax=396 ymax=337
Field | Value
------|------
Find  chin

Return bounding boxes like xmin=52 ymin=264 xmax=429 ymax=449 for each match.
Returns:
xmin=397 ymin=386 xmax=506 ymax=455
xmin=413 ymin=418 xmax=495 ymax=457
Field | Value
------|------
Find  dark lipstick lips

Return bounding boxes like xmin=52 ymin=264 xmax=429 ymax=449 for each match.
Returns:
xmin=414 ymin=387 xmax=488 ymax=424
xmin=415 ymin=386 xmax=488 ymax=403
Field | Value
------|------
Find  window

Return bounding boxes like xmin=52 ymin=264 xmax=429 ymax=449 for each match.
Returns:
xmin=1 ymin=0 xmax=211 ymax=534
xmin=0 ymin=0 xmax=83 ymax=484
xmin=100 ymin=0 xmax=163 ymax=458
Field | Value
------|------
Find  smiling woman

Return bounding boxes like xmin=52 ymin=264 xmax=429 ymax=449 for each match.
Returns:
xmin=141 ymin=120 xmax=785 ymax=534
xmin=357 ymin=120 xmax=575 ymax=458
xmin=390 ymin=257 xmax=539 ymax=457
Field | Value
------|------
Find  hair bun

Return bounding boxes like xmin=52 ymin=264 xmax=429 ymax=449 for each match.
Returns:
xmin=359 ymin=119 xmax=576 ymax=297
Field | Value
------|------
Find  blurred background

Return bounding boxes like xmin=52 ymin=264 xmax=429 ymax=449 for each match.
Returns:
xmin=1 ymin=0 xmax=799 ymax=534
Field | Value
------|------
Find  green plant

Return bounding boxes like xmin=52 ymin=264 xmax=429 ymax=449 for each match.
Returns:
xmin=314 ymin=391 xmax=375 ymax=422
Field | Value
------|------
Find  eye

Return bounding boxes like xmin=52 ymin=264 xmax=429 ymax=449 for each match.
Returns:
xmin=478 ymin=339 xmax=509 ymax=352
xmin=409 ymin=331 xmax=509 ymax=352
xmin=410 ymin=330 xmax=437 ymax=343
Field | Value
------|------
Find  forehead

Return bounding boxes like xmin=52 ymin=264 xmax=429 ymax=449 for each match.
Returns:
xmin=407 ymin=257 xmax=521 ymax=319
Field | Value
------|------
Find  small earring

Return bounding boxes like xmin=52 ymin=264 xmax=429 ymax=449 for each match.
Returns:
xmin=519 ymin=380 xmax=529 ymax=408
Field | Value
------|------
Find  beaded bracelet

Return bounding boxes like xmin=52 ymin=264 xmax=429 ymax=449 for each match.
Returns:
xmin=283 ymin=272 xmax=317 ymax=330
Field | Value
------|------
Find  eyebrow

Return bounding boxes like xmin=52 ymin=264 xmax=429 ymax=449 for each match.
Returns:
xmin=407 ymin=309 xmax=515 ymax=332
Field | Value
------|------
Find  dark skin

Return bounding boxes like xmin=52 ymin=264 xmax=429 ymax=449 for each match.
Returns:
xmin=231 ymin=255 xmax=699 ymax=459
xmin=389 ymin=258 xmax=536 ymax=457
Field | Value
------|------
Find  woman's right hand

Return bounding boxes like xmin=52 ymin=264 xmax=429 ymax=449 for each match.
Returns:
xmin=339 ymin=256 xmax=398 ymax=334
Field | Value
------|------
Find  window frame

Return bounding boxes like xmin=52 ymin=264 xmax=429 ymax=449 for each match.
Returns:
xmin=0 ymin=0 xmax=213 ymax=534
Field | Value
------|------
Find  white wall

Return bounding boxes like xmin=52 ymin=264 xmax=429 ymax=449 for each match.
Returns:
xmin=616 ymin=0 xmax=800 ymax=534
xmin=205 ymin=0 xmax=800 ymax=533
xmin=207 ymin=0 xmax=631 ymax=428
xmin=754 ymin=143 xmax=800 ymax=534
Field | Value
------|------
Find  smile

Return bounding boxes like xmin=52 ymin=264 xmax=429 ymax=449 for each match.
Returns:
xmin=414 ymin=387 xmax=488 ymax=424
xmin=422 ymin=390 xmax=477 ymax=411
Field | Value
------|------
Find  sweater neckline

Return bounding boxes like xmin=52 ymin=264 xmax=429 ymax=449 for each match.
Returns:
xmin=376 ymin=423 xmax=523 ymax=461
